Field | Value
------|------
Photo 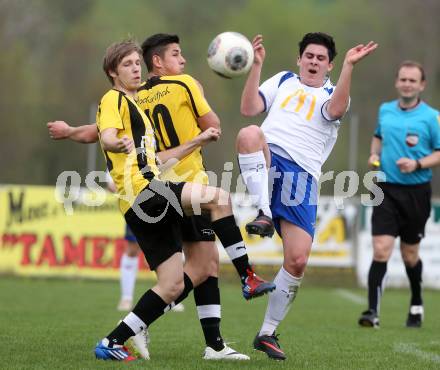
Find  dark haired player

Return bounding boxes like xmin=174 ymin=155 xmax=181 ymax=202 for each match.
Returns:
xmin=236 ymin=32 xmax=377 ymax=359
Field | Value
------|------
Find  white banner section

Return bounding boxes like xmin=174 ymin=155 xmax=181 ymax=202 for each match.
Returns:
xmin=357 ymin=202 xmax=440 ymax=289
xmin=216 ymin=194 xmax=356 ymax=267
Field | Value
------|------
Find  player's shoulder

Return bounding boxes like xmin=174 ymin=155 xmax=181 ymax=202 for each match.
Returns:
xmin=421 ymin=103 xmax=440 ymax=129
xmin=271 ymin=71 xmax=298 ymax=87
xmin=162 ymin=74 xmax=197 ymax=86
xmin=379 ymin=100 xmax=398 ymax=113
xmin=150 ymin=74 xmax=202 ymax=95
xmin=319 ymin=77 xmax=336 ymax=96
xmin=420 ymin=101 xmax=439 ymax=117
xmin=100 ymin=89 xmax=124 ymax=107
xmin=100 ymin=88 xmax=120 ymax=101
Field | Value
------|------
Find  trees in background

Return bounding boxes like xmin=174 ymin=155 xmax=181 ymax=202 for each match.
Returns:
xmin=1 ymin=0 xmax=439 ymax=193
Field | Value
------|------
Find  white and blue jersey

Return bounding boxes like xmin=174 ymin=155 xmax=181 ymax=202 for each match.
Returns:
xmin=374 ymin=100 xmax=440 ymax=185
xmin=259 ymin=71 xmax=345 ymax=237
xmin=260 ymin=71 xmax=342 ymax=181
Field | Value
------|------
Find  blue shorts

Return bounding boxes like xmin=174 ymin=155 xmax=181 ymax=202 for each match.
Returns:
xmin=124 ymin=224 xmax=137 ymax=243
xmin=269 ymin=152 xmax=318 ymax=238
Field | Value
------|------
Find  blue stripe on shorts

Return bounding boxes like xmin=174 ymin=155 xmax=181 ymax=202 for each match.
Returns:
xmin=124 ymin=224 xmax=137 ymax=242
xmin=269 ymin=151 xmax=318 ymax=238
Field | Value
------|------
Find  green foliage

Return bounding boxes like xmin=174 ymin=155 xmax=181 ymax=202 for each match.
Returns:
xmin=1 ymin=0 xmax=439 ymax=192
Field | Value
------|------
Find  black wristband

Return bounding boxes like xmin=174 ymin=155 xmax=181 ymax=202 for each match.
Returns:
xmin=416 ymin=159 xmax=422 ymax=170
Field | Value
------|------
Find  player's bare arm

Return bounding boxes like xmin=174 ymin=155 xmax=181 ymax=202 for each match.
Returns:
xmin=191 ymin=78 xmax=221 ymax=132
xmin=47 ymin=121 xmax=99 ymax=143
xmin=197 ymin=111 xmax=220 ymax=132
xmin=100 ymin=128 xmax=134 ymax=153
xmin=240 ymin=34 xmax=265 ymax=117
xmin=157 ymin=127 xmax=220 ymax=164
xmin=326 ymin=41 xmax=378 ymax=119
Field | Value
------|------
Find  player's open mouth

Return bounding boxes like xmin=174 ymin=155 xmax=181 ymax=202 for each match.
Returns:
xmin=308 ymin=69 xmax=317 ymax=74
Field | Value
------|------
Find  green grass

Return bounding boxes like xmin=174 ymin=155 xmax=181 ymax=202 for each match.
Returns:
xmin=1 ymin=276 xmax=439 ymax=369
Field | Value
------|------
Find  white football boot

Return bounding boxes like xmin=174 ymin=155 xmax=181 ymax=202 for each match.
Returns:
xmin=203 ymin=345 xmax=250 ymax=360
xmin=127 ymin=327 xmax=150 ymax=360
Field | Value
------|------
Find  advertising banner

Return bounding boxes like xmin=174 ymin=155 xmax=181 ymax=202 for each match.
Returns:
xmin=0 ymin=185 xmax=153 ymax=279
xmin=0 ymin=186 xmax=356 ymax=280
xmin=221 ymin=194 xmax=356 ymax=267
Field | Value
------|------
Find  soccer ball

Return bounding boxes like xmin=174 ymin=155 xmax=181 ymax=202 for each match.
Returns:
xmin=207 ymin=32 xmax=254 ymax=78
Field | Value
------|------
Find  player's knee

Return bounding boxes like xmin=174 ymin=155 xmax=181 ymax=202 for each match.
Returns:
xmin=402 ymin=252 xmax=418 ymax=267
xmin=373 ymin=239 xmax=393 ymax=259
xmin=236 ymin=125 xmax=264 ymax=152
xmin=125 ymin=242 xmax=139 ymax=257
xmin=285 ymin=255 xmax=307 ymax=275
xmin=191 ymin=258 xmax=218 ymax=284
xmin=203 ymin=256 xmax=219 ymax=279
xmin=209 ymin=256 xmax=220 ymax=275
xmin=373 ymin=244 xmax=391 ymax=261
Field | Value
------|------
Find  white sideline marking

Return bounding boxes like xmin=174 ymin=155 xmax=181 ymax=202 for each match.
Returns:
xmin=334 ymin=289 xmax=367 ymax=305
xmin=394 ymin=342 xmax=440 ymax=363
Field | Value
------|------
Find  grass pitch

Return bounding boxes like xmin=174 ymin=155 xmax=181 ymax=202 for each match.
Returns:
xmin=1 ymin=276 xmax=439 ymax=369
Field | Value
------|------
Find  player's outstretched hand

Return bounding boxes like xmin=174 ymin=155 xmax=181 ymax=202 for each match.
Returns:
xmin=117 ymin=135 xmax=134 ymax=154
xmin=251 ymin=34 xmax=265 ymax=66
xmin=47 ymin=120 xmax=72 ymax=140
xmin=344 ymin=41 xmax=378 ymax=66
xmin=396 ymin=157 xmax=418 ymax=173
xmin=197 ymin=127 xmax=221 ymax=146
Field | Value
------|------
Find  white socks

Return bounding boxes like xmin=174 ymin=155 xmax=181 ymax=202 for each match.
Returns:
xmin=120 ymin=253 xmax=138 ymax=301
xmin=123 ymin=312 xmax=147 ymax=335
xmin=238 ymin=151 xmax=272 ymax=217
xmin=260 ymin=267 xmax=302 ymax=336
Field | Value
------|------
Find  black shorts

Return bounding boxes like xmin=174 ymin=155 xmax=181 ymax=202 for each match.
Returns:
xmin=124 ymin=179 xmax=185 ymax=270
xmin=180 ymin=214 xmax=215 ymax=242
xmin=372 ymin=182 xmax=431 ymax=244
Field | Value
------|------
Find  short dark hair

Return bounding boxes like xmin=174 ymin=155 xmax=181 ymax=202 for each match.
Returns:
xmin=141 ymin=33 xmax=180 ymax=72
xmin=397 ymin=60 xmax=426 ymax=81
xmin=299 ymin=32 xmax=337 ymax=62
xmin=102 ymin=40 xmax=141 ymax=85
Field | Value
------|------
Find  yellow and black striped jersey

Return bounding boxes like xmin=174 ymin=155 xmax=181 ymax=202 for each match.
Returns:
xmin=137 ymin=74 xmax=211 ymax=184
xmin=96 ymin=89 xmax=159 ymax=215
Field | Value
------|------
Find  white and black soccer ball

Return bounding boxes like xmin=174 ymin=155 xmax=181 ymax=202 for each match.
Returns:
xmin=207 ymin=32 xmax=254 ymax=79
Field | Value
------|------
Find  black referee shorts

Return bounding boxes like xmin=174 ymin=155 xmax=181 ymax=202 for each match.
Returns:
xmin=372 ymin=182 xmax=431 ymax=244
xmin=124 ymin=179 xmax=185 ymax=270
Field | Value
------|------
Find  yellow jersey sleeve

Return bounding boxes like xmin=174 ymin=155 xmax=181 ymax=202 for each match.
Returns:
xmin=179 ymin=74 xmax=211 ymax=118
xmin=97 ymin=90 xmax=124 ymax=131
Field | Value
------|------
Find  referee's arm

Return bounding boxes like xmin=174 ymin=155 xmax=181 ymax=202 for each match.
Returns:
xmin=368 ymin=136 xmax=382 ymax=167
xmin=418 ymin=150 xmax=440 ymax=169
